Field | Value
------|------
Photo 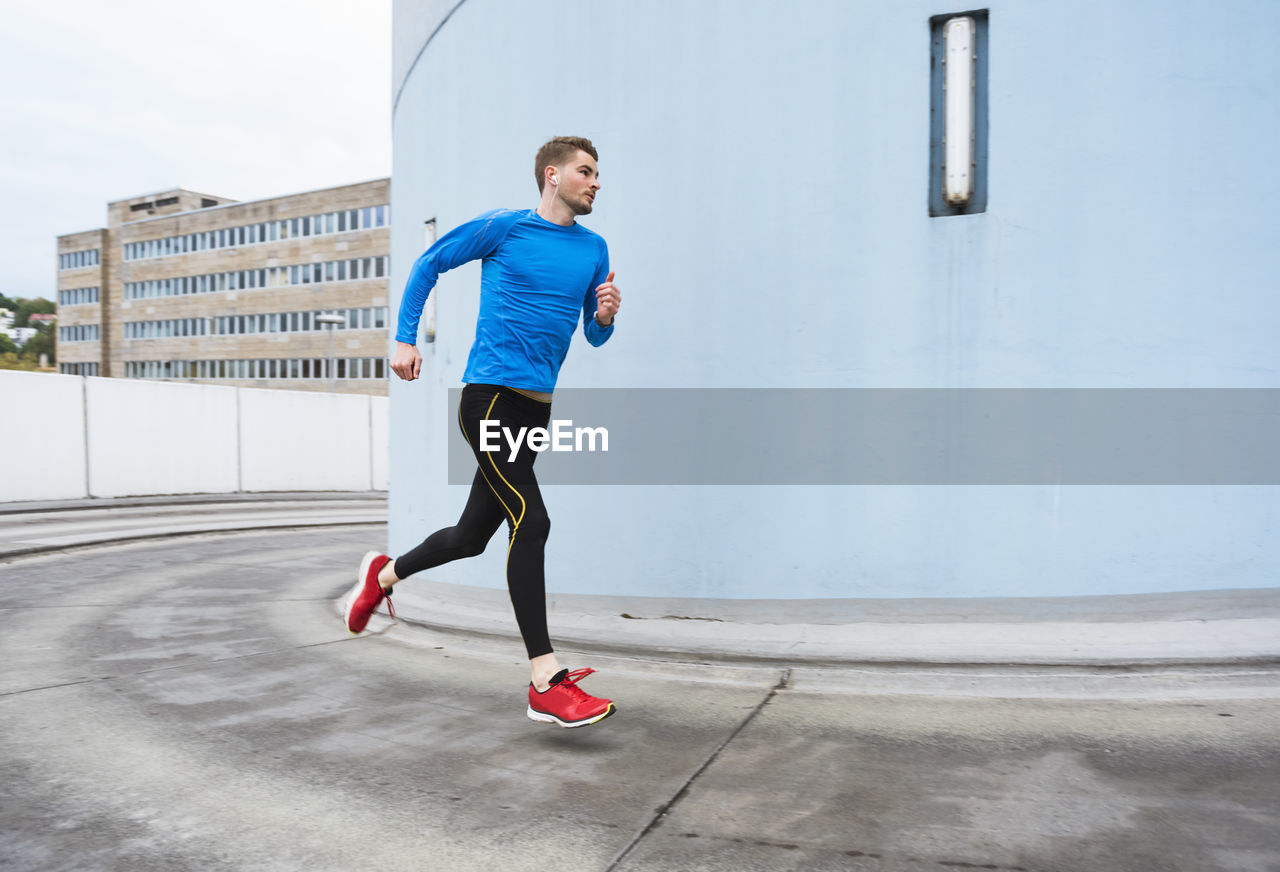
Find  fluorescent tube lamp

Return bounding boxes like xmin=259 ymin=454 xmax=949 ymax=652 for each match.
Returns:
xmin=424 ymin=218 xmax=438 ymax=343
xmin=944 ymin=16 xmax=976 ymax=206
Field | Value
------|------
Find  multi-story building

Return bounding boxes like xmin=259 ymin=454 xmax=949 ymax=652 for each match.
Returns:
xmin=55 ymin=227 xmax=105 ymax=377
xmin=56 ymin=179 xmax=391 ymax=395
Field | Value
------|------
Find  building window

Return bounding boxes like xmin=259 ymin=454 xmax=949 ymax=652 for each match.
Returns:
xmin=58 ymin=324 xmax=100 ymax=343
xmin=123 ymin=254 xmax=391 ymax=300
xmin=929 ymin=10 xmax=989 ymax=216
xmin=58 ymin=249 xmax=100 ymax=270
xmin=59 ymin=286 xmax=100 ymax=306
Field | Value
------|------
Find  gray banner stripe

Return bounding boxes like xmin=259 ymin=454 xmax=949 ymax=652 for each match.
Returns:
xmin=447 ymin=389 xmax=1280 ymax=485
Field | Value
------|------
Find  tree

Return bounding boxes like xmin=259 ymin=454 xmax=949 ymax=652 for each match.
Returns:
xmin=20 ymin=325 xmax=55 ymax=365
xmin=0 ymin=333 xmax=16 ymax=355
xmin=0 ymin=293 xmax=17 ymax=312
xmin=15 ymin=298 xmax=55 ymax=328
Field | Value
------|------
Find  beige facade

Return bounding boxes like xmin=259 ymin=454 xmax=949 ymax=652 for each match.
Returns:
xmin=57 ymin=180 xmax=391 ymax=395
xmin=55 ymin=228 xmax=107 ymax=376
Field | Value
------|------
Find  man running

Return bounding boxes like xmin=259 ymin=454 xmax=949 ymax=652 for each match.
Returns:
xmin=343 ymin=136 xmax=621 ymax=729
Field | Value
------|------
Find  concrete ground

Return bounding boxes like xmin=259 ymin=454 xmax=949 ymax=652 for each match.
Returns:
xmin=1 ymin=501 xmax=1278 ymax=871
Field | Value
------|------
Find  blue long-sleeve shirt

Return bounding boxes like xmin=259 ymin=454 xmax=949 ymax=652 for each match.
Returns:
xmin=396 ymin=208 xmax=613 ymax=393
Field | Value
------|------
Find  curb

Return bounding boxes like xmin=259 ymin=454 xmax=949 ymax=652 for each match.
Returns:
xmin=0 ymin=521 xmax=385 ymax=563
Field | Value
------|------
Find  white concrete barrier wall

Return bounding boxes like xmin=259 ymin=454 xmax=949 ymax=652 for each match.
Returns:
xmin=239 ymin=389 xmax=372 ymax=492
xmin=0 ymin=370 xmax=388 ymax=501
xmin=371 ymin=396 xmax=390 ymax=491
xmin=0 ymin=371 xmax=89 ymax=501
xmin=86 ymin=378 xmax=240 ymax=498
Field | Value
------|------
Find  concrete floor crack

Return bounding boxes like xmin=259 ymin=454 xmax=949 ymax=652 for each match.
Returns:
xmin=603 ymin=667 xmax=792 ymax=872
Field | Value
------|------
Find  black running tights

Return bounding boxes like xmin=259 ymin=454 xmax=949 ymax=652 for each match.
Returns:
xmin=393 ymin=384 xmax=554 ymax=659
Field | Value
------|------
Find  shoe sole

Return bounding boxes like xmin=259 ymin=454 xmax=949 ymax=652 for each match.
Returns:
xmin=344 ymin=550 xmax=382 ymax=634
xmin=526 ymin=702 xmax=617 ymax=729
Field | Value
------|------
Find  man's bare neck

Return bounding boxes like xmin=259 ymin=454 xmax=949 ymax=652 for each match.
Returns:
xmin=535 ymin=201 xmax=575 ymax=227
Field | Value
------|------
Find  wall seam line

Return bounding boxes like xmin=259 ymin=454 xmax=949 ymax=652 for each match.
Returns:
xmin=236 ymin=388 xmax=244 ymax=494
xmin=82 ymin=376 xmax=91 ymax=498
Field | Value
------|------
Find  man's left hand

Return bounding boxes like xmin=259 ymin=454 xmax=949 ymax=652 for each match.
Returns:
xmin=595 ymin=271 xmax=620 ymax=327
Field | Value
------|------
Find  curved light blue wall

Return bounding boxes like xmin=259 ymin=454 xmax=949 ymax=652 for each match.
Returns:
xmin=389 ymin=0 xmax=1278 ymax=599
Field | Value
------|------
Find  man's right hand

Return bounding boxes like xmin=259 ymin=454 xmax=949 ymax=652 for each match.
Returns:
xmin=391 ymin=341 xmax=422 ymax=381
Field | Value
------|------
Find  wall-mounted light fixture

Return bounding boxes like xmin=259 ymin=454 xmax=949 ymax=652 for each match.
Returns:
xmin=944 ymin=16 xmax=976 ymax=206
xmin=423 ymin=218 xmax=438 ymax=344
xmin=929 ymin=10 xmax=988 ymax=216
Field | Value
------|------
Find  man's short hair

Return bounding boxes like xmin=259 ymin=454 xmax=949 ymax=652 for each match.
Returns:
xmin=535 ymin=136 xmax=599 ymax=193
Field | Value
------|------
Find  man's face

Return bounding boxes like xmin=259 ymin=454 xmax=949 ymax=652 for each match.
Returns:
xmin=554 ymin=150 xmax=601 ymax=216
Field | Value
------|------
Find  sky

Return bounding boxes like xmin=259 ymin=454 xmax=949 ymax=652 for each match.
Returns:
xmin=0 ymin=0 xmax=392 ymax=301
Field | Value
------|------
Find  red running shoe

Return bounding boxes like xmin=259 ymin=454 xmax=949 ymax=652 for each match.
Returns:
xmin=344 ymin=550 xmax=394 ymax=634
xmin=527 ymin=668 xmax=617 ymax=728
